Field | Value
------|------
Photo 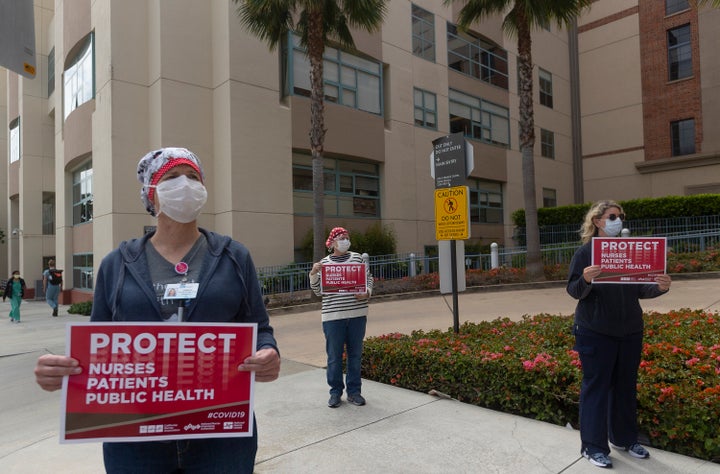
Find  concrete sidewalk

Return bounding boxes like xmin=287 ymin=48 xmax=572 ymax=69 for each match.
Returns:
xmin=1 ymin=277 xmax=720 ymax=473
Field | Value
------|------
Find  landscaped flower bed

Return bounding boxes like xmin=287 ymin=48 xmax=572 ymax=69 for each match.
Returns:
xmin=362 ymin=310 xmax=720 ymax=462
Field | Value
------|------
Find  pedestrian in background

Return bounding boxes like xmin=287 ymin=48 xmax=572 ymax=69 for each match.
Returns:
xmin=34 ymin=147 xmax=280 ymax=473
xmin=567 ymin=200 xmax=671 ymax=469
xmin=42 ymin=259 xmax=62 ymax=317
xmin=4 ymin=270 xmax=27 ymax=323
xmin=309 ymin=227 xmax=373 ymax=408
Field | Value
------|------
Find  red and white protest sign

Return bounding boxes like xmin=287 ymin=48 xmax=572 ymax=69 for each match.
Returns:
xmin=61 ymin=323 xmax=256 ymax=443
xmin=321 ymin=262 xmax=368 ymax=294
xmin=591 ymin=237 xmax=667 ymax=283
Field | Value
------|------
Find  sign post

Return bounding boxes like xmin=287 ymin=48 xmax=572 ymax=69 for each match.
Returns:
xmin=431 ymin=133 xmax=473 ymax=333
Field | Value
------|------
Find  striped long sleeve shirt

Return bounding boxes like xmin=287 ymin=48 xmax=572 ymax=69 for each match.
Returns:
xmin=309 ymin=251 xmax=374 ymax=322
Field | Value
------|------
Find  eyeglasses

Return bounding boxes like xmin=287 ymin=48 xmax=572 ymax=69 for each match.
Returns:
xmin=606 ymin=213 xmax=625 ymax=221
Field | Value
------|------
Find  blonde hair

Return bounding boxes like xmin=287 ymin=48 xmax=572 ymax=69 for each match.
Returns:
xmin=579 ymin=200 xmax=624 ymax=244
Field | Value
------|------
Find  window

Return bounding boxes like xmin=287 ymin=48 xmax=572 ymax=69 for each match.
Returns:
xmin=468 ymin=179 xmax=503 ymax=224
xmin=668 ymin=25 xmax=691 ymax=81
xmin=412 ymin=4 xmax=435 ymax=62
xmin=73 ymin=253 xmax=94 ymax=290
xmin=447 ymin=24 xmax=508 ymax=89
xmin=43 ymin=192 xmax=55 ymax=235
xmin=540 ymin=129 xmax=555 ymax=159
xmin=9 ymin=117 xmax=20 ymax=163
xmin=666 ymin=0 xmax=689 ymax=15
xmin=671 ymin=118 xmax=695 ymax=156
xmin=449 ymin=89 xmax=510 ymax=147
xmin=63 ymin=33 xmax=94 ymax=120
xmin=289 ymin=34 xmax=382 ymax=115
xmin=72 ymin=162 xmax=93 ymax=224
xmin=48 ymin=47 xmax=55 ymax=96
xmin=539 ymin=68 xmax=553 ymax=108
xmin=414 ymin=88 xmax=437 ymax=129
xmin=542 ymin=188 xmax=557 ymax=208
xmin=293 ymin=154 xmax=380 ymax=218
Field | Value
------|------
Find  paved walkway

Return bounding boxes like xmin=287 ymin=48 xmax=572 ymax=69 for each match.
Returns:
xmin=1 ymin=277 xmax=720 ymax=473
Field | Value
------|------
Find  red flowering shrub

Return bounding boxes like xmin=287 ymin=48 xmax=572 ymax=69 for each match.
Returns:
xmin=362 ymin=310 xmax=720 ymax=462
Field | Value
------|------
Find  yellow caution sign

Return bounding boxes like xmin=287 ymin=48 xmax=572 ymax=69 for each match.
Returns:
xmin=435 ymin=186 xmax=470 ymax=240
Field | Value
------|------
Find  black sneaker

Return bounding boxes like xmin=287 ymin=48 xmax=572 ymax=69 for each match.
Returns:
xmin=582 ymin=449 xmax=612 ymax=468
xmin=52 ymin=308 xmax=58 ymax=317
xmin=611 ymin=442 xmax=649 ymax=459
xmin=347 ymin=393 xmax=366 ymax=406
xmin=328 ymin=394 xmax=341 ymax=408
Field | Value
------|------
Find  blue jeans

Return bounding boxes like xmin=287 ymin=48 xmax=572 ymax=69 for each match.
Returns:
xmin=323 ymin=316 xmax=367 ymax=396
xmin=46 ymin=283 xmax=60 ymax=310
xmin=103 ymin=421 xmax=257 ymax=473
xmin=574 ymin=325 xmax=643 ymax=455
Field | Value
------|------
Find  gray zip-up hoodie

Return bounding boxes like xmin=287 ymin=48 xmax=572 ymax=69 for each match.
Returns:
xmin=90 ymin=228 xmax=277 ymax=352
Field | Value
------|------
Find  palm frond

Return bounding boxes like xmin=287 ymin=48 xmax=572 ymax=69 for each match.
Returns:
xmin=232 ymin=0 xmax=295 ymax=50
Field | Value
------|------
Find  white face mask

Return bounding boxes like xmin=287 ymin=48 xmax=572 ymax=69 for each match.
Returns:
xmin=153 ymin=175 xmax=207 ymax=223
xmin=603 ymin=218 xmax=623 ymax=237
xmin=335 ymin=239 xmax=351 ymax=253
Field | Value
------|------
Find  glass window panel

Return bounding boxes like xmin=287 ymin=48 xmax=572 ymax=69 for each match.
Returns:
xmin=426 ymin=112 xmax=436 ymax=128
xmin=325 ymin=60 xmax=339 ymax=82
xmin=449 ymin=102 xmax=471 ymax=118
xmin=293 ymin=157 xmax=380 ymax=218
xmin=357 ymin=72 xmax=380 ymax=114
xmin=343 ymin=162 xmax=371 ymax=174
xmin=353 ymin=197 xmax=378 ymax=216
xmin=343 ymin=89 xmax=356 ymax=107
xmin=492 ymin=116 xmax=509 ymax=145
xmin=666 ymin=0 xmax=689 ymax=15
xmin=338 ymin=195 xmax=354 ymax=215
xmin=63 ymin=34 xmax=94 ymax=120
xmin=324 ymin=171 xmax=336 ymax=192
xmin=325 ymin=84 xmax=339 ymax=102
xmin=324 ymin=195 xmax=338 ymax=215
xmin=339 ymin=175 xmax=353 ymax=193
xmin=293 ymin=50 xmax=311 ymax=91
xmin=355 ymin=176 xmax=378 ymax=195
xmin=9 ymin=118 xmax=20 ymax=163
xmin=341 ymin=53 xmax=379 ymax=74
xmin=43 ymin=192 xmax=55 ymax=235
xmin=293 ymin=193 xmax=314 ymax=214
xmin=292 ymin=167 xmax=313 ymax=191
xmin=341 ymin=66 xmax=355 ymax=87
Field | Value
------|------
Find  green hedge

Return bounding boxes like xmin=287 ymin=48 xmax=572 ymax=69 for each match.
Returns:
xmin=512 ymin=194 xmax=720 ymax=227
xmin=362 ymin=311 xmax=720 ymax=462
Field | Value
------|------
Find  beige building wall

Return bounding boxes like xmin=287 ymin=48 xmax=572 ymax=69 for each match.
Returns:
xmin=578 ymin=2 xmax=649 ymax=202
xmin=4 ymin=0 xmax=720 ymax=300
xmin=3 ymin=0 xmax=55 ymax=294
xmin=579 ymin=1 xmax=720 ymax=202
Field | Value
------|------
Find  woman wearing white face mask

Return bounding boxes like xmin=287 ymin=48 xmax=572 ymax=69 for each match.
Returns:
xmin=567 ymin=200 xmax=672 ymax=469
xmin=309 ymin=227 xmax=374 ymax=408
xmin=34 ymin=147 xmax=280 ymax=473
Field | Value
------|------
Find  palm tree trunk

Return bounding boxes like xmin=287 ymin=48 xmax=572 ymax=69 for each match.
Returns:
xmin=516 ymin=15 xmax=544 ymax=281
xmin=307 ymin=12 xmax=327 ymax=263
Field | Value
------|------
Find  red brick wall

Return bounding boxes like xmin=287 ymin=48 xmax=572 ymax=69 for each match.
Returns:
xmin=639 ymin=2 xmax=702 ymax=161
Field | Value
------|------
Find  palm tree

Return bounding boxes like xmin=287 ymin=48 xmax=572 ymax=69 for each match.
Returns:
xmin=443 ymin=0 xmax=593 ymax=280
xmin=233 ymin=1 xmax=387 ymax=262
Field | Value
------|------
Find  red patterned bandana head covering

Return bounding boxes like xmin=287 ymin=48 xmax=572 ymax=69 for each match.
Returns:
xmin=326 ymin=227 xmax=349 ymax=250
xmin=137 ymin=147 xmax=204 ymax=216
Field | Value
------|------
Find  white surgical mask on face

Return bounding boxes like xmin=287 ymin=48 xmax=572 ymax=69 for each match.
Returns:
xmin=335 ymin=239 xmax=351 ymax=253
xmin=603 ymin=218 xmax=623 ymax=237
xmin=153 ymin=175 xmax=207 ymax=223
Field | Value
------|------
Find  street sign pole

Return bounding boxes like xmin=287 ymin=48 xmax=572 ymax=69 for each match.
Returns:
xmin=451 ymin=240 xmax=459 ymax=333
xmin=431 ymin=132 xmax=473 ymax=334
